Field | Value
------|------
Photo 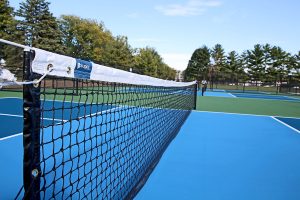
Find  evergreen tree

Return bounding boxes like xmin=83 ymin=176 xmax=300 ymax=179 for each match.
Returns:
xmin=268 ymin=46 xmax=290 ymax=84
xmin=0 ymin=0 xmax=15 ymax=40
xmin=185 ymin=46 xmax=210 ymax=81
xmin=244 ymin=44 xmax=266 ymax=84
xmin=17 ymin=0 xmax=64 ymax=53
xmin=294 ymin=51 xmax=300 ymax=81
xmin=211 ymin=44 xmax=226 ymax=73
xmin=0 ymin=0 xmax=24 ymax=79
xmin=226 ymin=51 xmax=244 ymax=84
xmin=262 ymin=44 xmax=273 ymax=82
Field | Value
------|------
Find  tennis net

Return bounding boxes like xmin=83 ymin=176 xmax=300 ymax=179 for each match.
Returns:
xmin=5 ymin=43 xmax=197 ymax=199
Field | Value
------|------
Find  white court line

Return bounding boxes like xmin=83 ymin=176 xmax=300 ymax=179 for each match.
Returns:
xmin=0 ymin=97 xmax=22 ymax=100
xmin=0 ymin=132 xmax=23 ymax=141
xmin=283 ymin=95 xmax=300 ymax=100
xmin=0 ymin=113 xmax=64 ymax=122
xmin=0 ymin=106 xmax=122 ymax=141
xmin=193 ymin=110 xmax=300 ymax=119
xmin=0 ymin=113 xmax=23 ymax=118
xmin=271 ymin=116 xmax=300 ymax=134
xmin=0 ymin=96 xmax=134 ymax=105
xmin=224 ymin=95 xmax=300 ymax=103
xmin=194 ymin=110 xmax=271 ymax=117
xmin=227 ymin=93 xmax=237 ymax=98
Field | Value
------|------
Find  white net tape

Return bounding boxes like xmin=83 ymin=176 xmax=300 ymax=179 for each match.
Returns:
xmin=0 ymin=39 xmax=196 ymax=88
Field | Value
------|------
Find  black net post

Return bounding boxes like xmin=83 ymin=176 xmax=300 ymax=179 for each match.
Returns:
xmin=23 ymin=49 xmax=41 ymax=200
xmin=194 ymin=82 xmax=198 ymax=109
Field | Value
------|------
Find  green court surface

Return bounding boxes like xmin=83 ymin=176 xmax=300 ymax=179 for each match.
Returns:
xmin=0 ymin=91 xmax=22 ymax=98
xmin=197 ymin=96 xmax=300 ymax=118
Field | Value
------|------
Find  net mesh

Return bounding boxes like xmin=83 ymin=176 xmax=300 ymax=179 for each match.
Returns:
xmin=24 ymin=76 xmax=196 ymax=199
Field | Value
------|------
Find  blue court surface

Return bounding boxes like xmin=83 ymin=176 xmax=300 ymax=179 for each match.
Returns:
xmin=1 ymin=98 xmax=300 ymax=199
xmin=136 ymin=112 xmax=300 ymax=200
xmin=231 ymin=93 xmax=300 ymax=101
xmin=0 ymin=97 xmax=115 ymax=199
xmin=200 ymin=90 xmax=300 ymax=102
xmin=199 ymin=91 xmax=235 ymax=97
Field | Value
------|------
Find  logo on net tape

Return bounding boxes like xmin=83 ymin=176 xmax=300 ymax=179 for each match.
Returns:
xmin=74 ymin=59 xmax=93 ymax=79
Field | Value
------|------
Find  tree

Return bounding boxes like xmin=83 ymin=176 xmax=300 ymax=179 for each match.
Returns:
xmin=0 ymin=0 xmax=24 ymax=79
xmin=294 ymin=51 xmax=300 ymax=81
xmin=59 ymin=15 xmax=173 ymax=79
xmin=211 ymin=44 xmax=226 ymax=74
xmin=185 ymin=46 xmax=210 ymax=81
xmin=134 ymin=47 xmax=161 ymax=77
xmin=17 ymin=0 xmax=64 ymax=53
xmin=0 ymin=0 xmax=15 ymax=40
xmin=267 ymin=46 xmax=290 ymax=84
xmin=226 ymin=51 xmax=244 ymax=84
xmin=59 ymin=15 xmax=114 ymax=63
xmin=101 ymin=35 xmax=135 ymax=71
xmin=157 ymin=63 xmax=176 ymax=80
xmin=244 ymin=44 xmax=266 ymax=84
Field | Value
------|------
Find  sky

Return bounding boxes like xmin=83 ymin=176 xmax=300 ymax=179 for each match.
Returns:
xmin=8 ymin=0 xmax=300 ymax=71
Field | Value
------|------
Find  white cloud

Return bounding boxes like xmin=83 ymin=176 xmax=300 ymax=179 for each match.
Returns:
xmin=155 ymin=0 xmax=222 ymax=16
xmin=161 ymin=53 xmax=191 ymax=71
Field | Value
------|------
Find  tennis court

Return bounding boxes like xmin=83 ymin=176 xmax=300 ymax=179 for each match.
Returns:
xmin=0 ymin=97 xmax=116 ymax=198
xmin=202 ymin=90 xmax=300 ymax=102
xmin=136 ymin=111 xmax=300 ymax=200
xmin=1 ymin=96 xmax=300 ymax=199
xmin=1 ymin=40 xmax=299 ymax=199
xmin=0 ymin=86 xmax=194 ymax=199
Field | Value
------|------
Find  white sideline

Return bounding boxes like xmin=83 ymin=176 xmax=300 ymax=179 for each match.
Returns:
xmin=227 ymin=93 xmax=237 ymax=98
xmin=270 ymin=116 xmax=300 ymax=134
xmin=193 ymin=110 xmax=300 ymax=119
xmin=0 ymin=113 xmax=64 ymax=122
xmin=0 ymin=132 xmax=23 ymax=141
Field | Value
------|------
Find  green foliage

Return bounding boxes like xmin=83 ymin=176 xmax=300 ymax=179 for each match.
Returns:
xmin=101 ymin=35 xmax=135 ymax=71
xmin=0 ymin=0 xmax=15 ymax=40
xmin=0 ymin=0 xmax=23 ymax=79
xmin=211 ymin=44 xmax=226 ymax=73
xmin=134 ymin=47 xmax=161 ymax=77
xmin=294 ymin=51 xmax=300 ymax=80
xmin=226 ymin=51 xmax=244 ymax=83
xmin=59 ymin=15 xmax=114 ymax=62
xmin=16 ymin=0 xmax=64 ymax=53
xmin=185 ymin=43 xmax=300 ymax=87
xmin=157 ymin=63 xmax=176 ymax=80
xmin=59 ymin=16 xmax=176 ymax=79
xmin=133 ymin=47 xmax=176 ymax=79
xmin=245 ymin=44 xmax=265 ymax=81
xmin=185 ymin=46 xmax=210 ymax=81
xmin=0 ymin=1 xmax=177 ymax=81
xmin=268 ymin=46 xmax=290 ymax=82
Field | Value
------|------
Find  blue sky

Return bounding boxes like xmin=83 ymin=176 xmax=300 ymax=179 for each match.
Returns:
xmin=8 ymin=0 xmax=300 ymax=71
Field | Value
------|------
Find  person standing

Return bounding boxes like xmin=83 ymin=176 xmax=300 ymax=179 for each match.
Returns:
xmin=201 ymin=79 xmax=207 ymax=96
